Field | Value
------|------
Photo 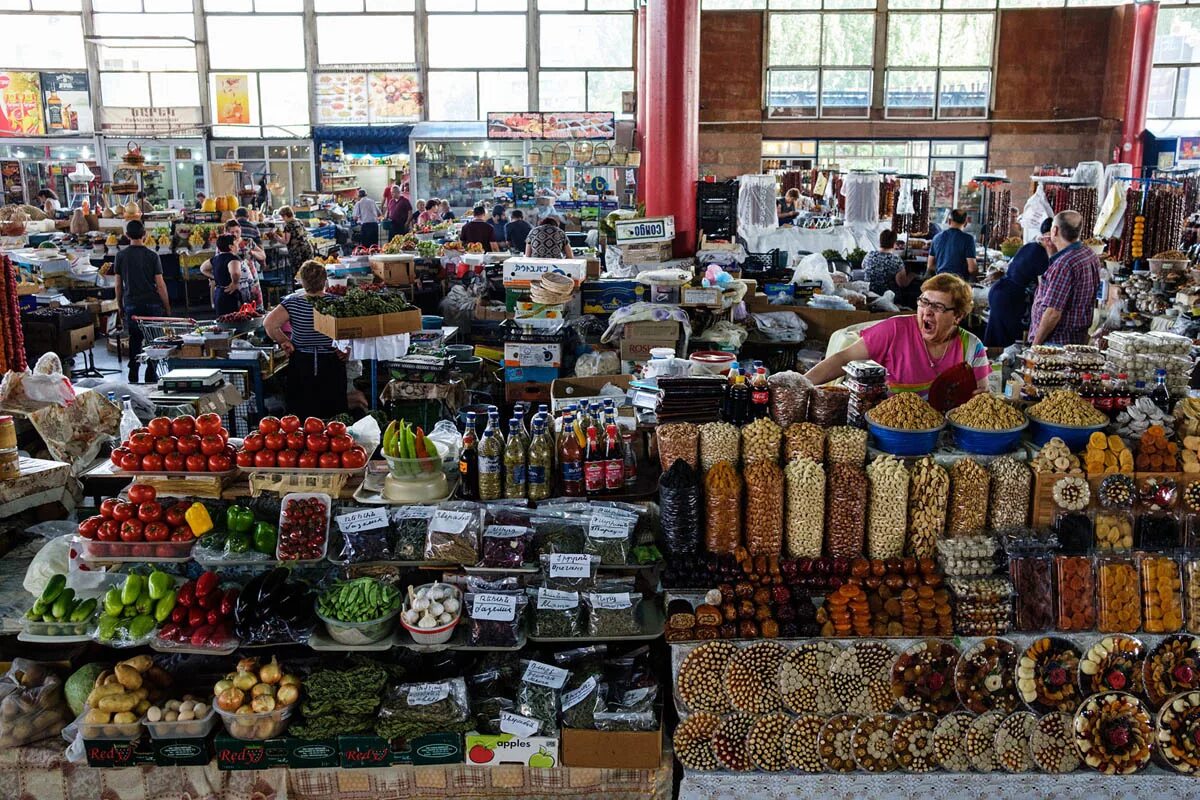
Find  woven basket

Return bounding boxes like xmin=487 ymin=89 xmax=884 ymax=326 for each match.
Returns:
xmin=122 ymin=141 xmax=145 ymax=166
xmin=550 ymin=143 xmax=572 ymax=166
xmin=527 ymin=149 xmax=541 ymax=165
xmin=593 ymin=143 xmax=612 ymax=165
xmin=573 ymin=142 xmax=594 ymax=163
xmin=625 ymin=150 xmax=641 ymax=167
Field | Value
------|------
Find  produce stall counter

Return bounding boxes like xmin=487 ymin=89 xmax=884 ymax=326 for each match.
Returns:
xmin=0 ymin=740 xmax=674 ymax=800
xmin=678 ymin=765 xmax=1199 ymax=800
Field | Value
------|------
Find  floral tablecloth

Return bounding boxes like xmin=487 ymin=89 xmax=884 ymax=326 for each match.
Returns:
xmin=0 ymin=741 xmax=674 ymax=800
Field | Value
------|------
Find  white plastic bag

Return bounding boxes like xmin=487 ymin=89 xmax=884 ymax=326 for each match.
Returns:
xmin=574 ymin=351 xmax=620 ymax=377
xmin=22 ymin=529 xmax=74 ymax=597
xmin=790 ymin=253 xmax=835 ymax=294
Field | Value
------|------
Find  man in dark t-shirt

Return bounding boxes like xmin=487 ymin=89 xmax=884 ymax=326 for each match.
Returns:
xmin=113 ymin=219 xmax=171 ymax=384
xmin=459 ymin=205 xmax=496 ymax=252
xmin=505 ymin=209 xmax=532 ymax=254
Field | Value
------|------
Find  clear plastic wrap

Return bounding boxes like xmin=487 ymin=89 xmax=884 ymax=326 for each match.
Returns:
xmin=826 ymin=463 xmax=867 ymax=558
xmin=827 ymin=426 xmax=868 ymax=466
xmin=584 ymin=508 xmax=637 ymax=565
xmin=656 ymin=423 xmax=699 ymax=472
xmin=555 ymin=646 xmax=607 ymax=729
xmin=532 ymin=587 xmax=582 ymax=638
xmin=659 ymin=460 xmax=702 ymax=556
xmin=704 ymin=461 xmax=742 ymax=554
xmin=987 ymin=457 xmax=1031 ymax=530
xmin=809 ymin=385 xmax=849 ymax=427
xmin=424 ymin=502 xmax=485 ymax=563
xmin=0 ymin=660 xmax=68 ymax=747
xmin=907 ymin=457 xmax=948 ymax=559
xmin=784 ymin=422 xmax=825 ymax=463
xmin=585 ymin=579 xmax=643 ymax=637
xmin=785 ymin=457 xmax=825 ymax=558
xmin=375 ymin=678 xmax=469 ymax=740
xmin=742 ymin=418 xmax=782 ymax=465
xmin=539 ymin=553 xmax=600 ymax=591
xmin=698 ymin=422 xmax=740 ymax=472
xmin=516 ymin=659 xmax=568 ymax=735
xmin=481 ymin=525 xmax=532 ymax=568
xmin=465 ymin=579 xmax=527 ymax=647
xmin=389 ymin=506 xmax=434 ymax=561
xmin=948 ymin=458 xmax=990 ymax=535
xmin=768 ymin=371 xmax=814 ymax=427
xmin=531 ymin=513 xmax=589 ymax=557
xmin=866 ymin=455 xmax=908 ymax=559
xmin=744 ymin=461 xmax=784 ymax=557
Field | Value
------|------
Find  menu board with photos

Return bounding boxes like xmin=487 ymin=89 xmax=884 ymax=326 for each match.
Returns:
xmin=315 ymin=71 xmax=422 ymax=125
xmin=487 ymin=112 xmax=615 ymax=140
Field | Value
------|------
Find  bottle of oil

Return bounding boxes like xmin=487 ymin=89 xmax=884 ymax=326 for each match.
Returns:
xmin=527 ymin=416 xmax=553 ymax=501
xmin=477 ymin=414 xmax=503 ymax=501
xmin=504 ymin=418 xmax=527 ymax=499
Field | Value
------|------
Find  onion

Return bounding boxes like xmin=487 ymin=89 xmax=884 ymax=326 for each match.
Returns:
xmin=276 ymin=684 xmax=300 ymax=707
xmin=216 ymin=687 xmax=245 ymax=713
xmin=259 ymin=656 xmax=282 ymax=686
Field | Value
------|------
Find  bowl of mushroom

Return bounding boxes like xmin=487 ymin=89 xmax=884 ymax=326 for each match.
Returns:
xmin=400 ymin=582 xmax=462 ymax=645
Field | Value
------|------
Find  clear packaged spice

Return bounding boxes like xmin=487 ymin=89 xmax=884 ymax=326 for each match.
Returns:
xmin=516 ymin=659 xmax=567 ymax=735
xmin=583 ymin=508 xmax=637 ymax=565
xmin=539 ymin=553 xmax=600 ymax=591
xmin=744 ymin=461 xmax=784 ymax=557
xmin=1140 ymin=554 xmax=1184 ymax=634
xmin=465 ymin=576 xmax=527 ymax=647
xmin=555 ymin=646 xmax=607 ymax=729
xmin=531 ymin=513 xmax=588 ymax=557
xmin=424 ymin=503 xmax=484 ymax=563
xmin=656 ymin=423 xmax=699 ymax=472
xmin=947 ymin=458 xmax=989 ymax=535
xmin=532 ymin=587 xmax=582 ymax=638
xmin=809 ymin=385 xmax=849 ymax=427
xmin=389 ymin=506 xmax=434 ymax=561
xmin=1054 ymin=554 xmax=1095 ymax=632
xmin=375 ymin=678 xmax=470 ymax=741
xmin=480 ymin=525 xmax=531 ymax=568
xmin=585 ymin=580 xmax=643 ymax=638
xmin=704 ymin=461 xmax=743 ymax=554
xmin=1097 ymin=555 xmax=1142 ymax=633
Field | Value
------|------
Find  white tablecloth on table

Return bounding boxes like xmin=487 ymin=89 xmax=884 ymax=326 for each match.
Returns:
xmin=742 ymin=222 xmax=891 ymax=263
xmin=331 ymin=333 xmax=411 ymax=361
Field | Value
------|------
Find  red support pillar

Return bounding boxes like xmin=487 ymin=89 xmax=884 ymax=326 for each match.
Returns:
xmin=635 ymin=2 xmax=647 ymax=204
xmin=643 ymin=0 xmax=699 ymax=255
xmin=1120 ymin=1 xmax=1158 ymax=169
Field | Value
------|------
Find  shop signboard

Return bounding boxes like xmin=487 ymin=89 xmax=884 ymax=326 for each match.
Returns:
xmin=487 ymin=112 xmax=543 ymax=139
xmin=40 ymin=72 xmax=91 ymax=133
xmin=0 ymin=72 xmax=45 ymax=136
xmin=99 ymin=107 xmax=203 ymax=137
xmin=214 ymin=74 xmax=251 ymax=125
xmin=368 ymin=71 xmax=421 ymax=123
xmin=486 ymin=112 xmax=615 ymax=140
xmin=614 ymin=215 xmax=675 ymax=244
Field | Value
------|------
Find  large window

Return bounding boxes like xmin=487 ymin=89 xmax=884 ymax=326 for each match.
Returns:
xmin=767 ymin=11 xmax=875 ymax=118
xmin=426 ymin=11 xmax=527 ymax=118
xmin=1150 ymin=7 xmax=1200 ymax=135
xmin=886 ymin=11 xmax=993 ymax=118
xmin=539 ymin=11 xmax=633 ymax=117
xmin=206 ymin=14 xmax=307 ymax=136
xmin=94 ymin=0 xmax=199 ymax=112
xmin=316 ymin=15 xmax=415 ymax=65
xmin=0 ymin=13 xmax=85 ymax=69
xmin=209 ymin=141 xmax=312 ymax=207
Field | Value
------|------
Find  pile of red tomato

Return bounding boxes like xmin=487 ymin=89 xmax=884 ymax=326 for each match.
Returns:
xmin=111 ymin=414 xmax=235 ymax=473
xmin=77 ymin=484 xmax=195 ymax=558
xmin=236 ymin=416 xmax=367 ymax=470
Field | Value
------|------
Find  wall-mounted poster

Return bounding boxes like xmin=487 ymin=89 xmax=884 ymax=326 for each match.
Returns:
xmin=40 ymin=72 xmax=92 ymax=133
xmin=931 ymin=170 xmax=958 ymax=208
xmin=368 ymin=72 xmax=421 ymax=123
xmin=0 ymin=72 xmax=45 ymax=136
xmin=214 ymin=74 xmax=251 ymax=125
xmin=541 ymin=112 xmax=615 ymax=140
xmin=1178 ymin=137 xmax=1200 ymax=163
xmin=315 ymin=73 xmax=367 ymax=124
xmin=487 ymin=112 xmax=542 ymax=139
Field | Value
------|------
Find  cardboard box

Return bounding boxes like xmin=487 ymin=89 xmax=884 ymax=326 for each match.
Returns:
xmin=582 ymin=280 xmax=646 ymax=314
xmin=502 ymin=257 xmax=588 ymax=288
xmin=504 ymin=366 xmax=560 ymax=384
xmin=620 ymin=338 xmax=677 ymax=362
xmin=369 ymin=255 xmax=417 ymax=286
xmin=699 ymin=233 xmax=739 ymax=251
xmin=504 ymin=340 xmax=563 ymax=369
xmin=550 ymin=373 xmax=634 ymax=412
xmin=475 ymin=300 xmax=508 ymax=321
xmin=83 ymin=737 xmax=157 ymax=768
xmin=680 ymin=286 xmax=723 ymax=307
xmin=506 ymin=381 xmax=552 ymax=405
xmin=614 ymin=216 xmax=675 ymax=244
xmin=464 ymin=733 xmax=560 ymax=768
xmin=744 ymin=297 xmax=898 ymax=341
xmin=514 ymin=301 xmax=567 ymax=320
xmin=338 ymin=733 xmax=463 ymax=767
xmin=69 ymin=325 xmax=95 ymax=355
xmin=179 ymin=343 xmax=205 ymax=359
xmin=560 ymin=727 xmax=662 ymax=769
xmin=312 ymin=308 xmax=422 ymax=340
xmin=214 ymin=734 xmax=289 ymax=770
xmin=623 ymin=320 xmax=681 ymax=341
xmin=286 ymin=737 xmax=340 ymax=768
xmin=585 ymin=257 xmax=601 ymax=279
xmin=619 ymin=241 xmax=674 ymax=264
xmin=150 ymin=737 xmax=212 ymax=767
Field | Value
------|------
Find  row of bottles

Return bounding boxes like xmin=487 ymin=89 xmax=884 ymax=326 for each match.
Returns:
xmin=1077 ymin=368 xmax=1173 ymax=416
xmin=722 ymin=360 xmax=772 ymax=426
xmin=458 ymin=402 xmax=636 ymax=501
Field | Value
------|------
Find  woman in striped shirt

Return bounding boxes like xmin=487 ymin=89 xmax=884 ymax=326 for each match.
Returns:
xmin=263 ymin=260 xmax=348 ymax=420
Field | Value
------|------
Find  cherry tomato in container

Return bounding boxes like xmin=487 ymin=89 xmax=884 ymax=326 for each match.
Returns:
xmin=98 ymin=520 xmax=121 ymax=542
xmin=264 ymin=433 xmax=285 ymax=452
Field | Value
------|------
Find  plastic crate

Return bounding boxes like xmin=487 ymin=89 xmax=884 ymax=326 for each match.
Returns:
xmin=743 ymin=249 xmax=787 ymax=272
xmin=696 ymin=179 xmax=740 ymax=202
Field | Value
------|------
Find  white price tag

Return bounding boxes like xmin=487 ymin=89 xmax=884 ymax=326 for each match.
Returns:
xmin=548 ymin=553 xmax=593 ymax=578
xmin=588 ymin=513 xmax=632 ymax=540
xmin=407 ymin=682 xmax=450 ymax=706
xmin=536 ymin=588 xmax=579 ymax=611
xmin=560 ymin=676 xmax=598 ymax=711
xmin=431 ymin=509 xmax=475 ymax=534
xmin=522 ymin=660 xmax=569 ymax=689
xmin=485 ymin=525 xmax=529 ymax=539
xmin=499 ymin=711 xmax=542 ymax=738
xmin=393 ymin=506 xmax=435 ymax=521
xmin=622 ymin=687 xmax=654 ymax=706
xmin=588 ymin=591 xmax=633 ymax=610
xmin=471 ymin=592 xmax=518 ymax=621
xmin=336 ymin=507 xmax=389 ymax=533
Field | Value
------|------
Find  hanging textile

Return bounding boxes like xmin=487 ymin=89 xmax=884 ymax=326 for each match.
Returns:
xmin=896 ymin=178 xmax=915 ymax=216
xmin=737 ymin=173 xmax=779 ymax=236
xmin=813 ymin=172 xmax=828 ymax=198
xmin=1100 ymin=162 xmax=1132 ymax=202
xmin=840 ymin=171 xmax=880 ymax=226
xmin=1095 ymin=183 xmax=1127 ymax=240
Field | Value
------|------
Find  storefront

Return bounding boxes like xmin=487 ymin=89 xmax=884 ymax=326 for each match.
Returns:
xmin=312 ymin=125 xmax=412 ymax=201
xmin=409 ymin=121 xmax=523 ymax=212
xmin=101 ymin=139 xmax=209 ymax=208
xmin=0 ymin=138 xmax=100 ymax=206
xmin=208 ymin=140 xmax=314 ymax=210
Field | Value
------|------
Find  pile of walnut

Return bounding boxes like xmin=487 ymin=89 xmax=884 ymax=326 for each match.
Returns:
xmin=1084 ymin=432 xmax=1133 ymax=475
xmin=1031 ymin=437 xmax=1083 ymax=475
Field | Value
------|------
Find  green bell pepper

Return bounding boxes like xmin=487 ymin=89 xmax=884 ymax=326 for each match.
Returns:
xmin=225 ymin=505 xmax=255 ymax=535
xmin=103 ymin=587 xmax=124 ymax=618
xmin=96 ymin=614 xmax=119 ymax=641
xmin=129 ymin=614 xmax=155 ymax=639
xmin=120 ymin=574 xmax=144 ymax=606
xmin=154 ymin=590 xmax=176 ymax=623
xmin=225 ymin=530 xmax=251 ymax=554
xmin=252 ymin=522 xmax=277 ymax=555
xmin=147 ymin=570 xmax=173 ymax=601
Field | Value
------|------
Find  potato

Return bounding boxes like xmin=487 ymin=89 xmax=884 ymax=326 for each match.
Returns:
xmin=122 ymin=655 xmax=153 ymax=673
xmin=113 ymin=711 xmax=136 ymax=725
xmin=115 ymin=664 xmax=142 ymax=691
xmin=97 ymin=693 xmax=138 ymax=713
xmin=85 ymin=709 xmax=111 ymax=725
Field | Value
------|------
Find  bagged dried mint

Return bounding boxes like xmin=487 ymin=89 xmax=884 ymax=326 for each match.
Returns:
xmin=659 ymin=460 xmax=702 ymax=556
xmin=389 ymin=505 xmax=434 ymax=561
xmin=532 ymin=586 xmax=582 ymax=638
xmin=424 ymin=502 xmax=484 ymax=563
xmin=595 ymin=708 xmax=657 ymax=731
xmin=531 ymin=513 xmax=588 ymax=557
xmin=517 ymin=659 xmax=570 ymax=735
xmin=584 ymin=508 xmax=637 ymax=564
xmin=585 ymin=579 xmax=644 ymax=637
xmin=374 ymin=677 xmax=470 ymax=741
xmin=539 ymin=552 xmax=600 ymax=591
xmin=481 ymin=525 xmax=532 ymax=568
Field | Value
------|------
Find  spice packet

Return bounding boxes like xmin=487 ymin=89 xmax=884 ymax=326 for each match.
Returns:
xmin=480 ymin=525 xmax=532 ymax=568
xmin=538 ymin=553 xmax=601 ymax=591
xmin=584 ymin=509 xmax=638 ymax=565
xmin=467 ymin=667 xmax=516 ymax=735
xmin=584 ymin=578 xmax=643 ymax=637
xmin=516 ymin=659 xmax=569 ymax=735
xmin=594 ymin=708 xmax=657 ymax=731
xmin=531 ymin=587 xmax=582 ymax=638
xmin=553 ymin=646 xmax=608 ymax=729
xmin=465 ymin=589 xmax=527 ymax=648
xmin=332 ymin=506 xmax=392 ymax=563
xmin=530 ymin=513 xmax=589 ymax=557
xmin=375 ymin=677 xmax=469 ymax=740
xmin=389 ymin=506 xmax=434 ymax=561
xmin=425 ymin=502 xmax=484 ymax=563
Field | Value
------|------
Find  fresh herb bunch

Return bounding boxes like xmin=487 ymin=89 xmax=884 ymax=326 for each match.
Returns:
xmin=311 ymin=288 xmax=412 ymax=318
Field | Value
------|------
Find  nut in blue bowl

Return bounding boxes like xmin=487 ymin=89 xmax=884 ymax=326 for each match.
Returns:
xmin=1027 ymin=417 xmax=1107 ymax=451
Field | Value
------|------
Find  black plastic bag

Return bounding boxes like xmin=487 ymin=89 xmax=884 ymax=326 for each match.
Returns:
xmin=659 ymin=459 xmax=701 ymax=556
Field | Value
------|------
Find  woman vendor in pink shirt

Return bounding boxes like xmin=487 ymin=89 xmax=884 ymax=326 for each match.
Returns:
xmin=803 ymin=273 xmax=990 ymax=400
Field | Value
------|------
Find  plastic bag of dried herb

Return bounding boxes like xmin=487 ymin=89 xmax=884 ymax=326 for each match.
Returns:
xmin=389 ymin=506 xmax=434 ymax=561
xmin=424 ymin=502 xmax=484 ymax=563
xmin=375 ymin=678 xmax=470 ymax=740
xmin=466 ymin=667 xmax=516 ymax=735
xmin=538 ymin=552 xmax=600 ymax=590
xmin=585 ymin=580 xmax=643 ymax=637
xmin=481 ymin=525 xmax=532 ymax=568
xmin=584 ymin=508 xmax=637 ymax=565
xmin=554 ymin=645 xmax=608 ymax=729
xmin=530 ymin=513 xmax=589 ymax=557
xmin=531 ymin=587 xmax=582 ymax=638
xmin=465 ymin=589 xmax=527 ymax=647
xmin=594 ymin=708 xmax=657 ymax=731
xmin=516 ymin=659 xmax=569 ymax=735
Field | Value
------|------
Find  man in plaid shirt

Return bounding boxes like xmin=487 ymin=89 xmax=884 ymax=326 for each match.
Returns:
xmin=1029 ymin=210 xmax=1101 ymax=345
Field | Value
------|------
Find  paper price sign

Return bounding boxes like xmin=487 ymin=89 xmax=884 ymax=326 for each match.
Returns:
xmin=522 ymin=660 xmax=569 ymax=689
xmin=431 ymin=509 xmax=474 ymax=534
xmin=588 ymin=513 xmax=631 ymax=539
xmin=407 ymin=683 xmax=450 ymax=706
xmin=561 ymin=676 xmax=598 ymax=711
xmin=336 ymin=507 xmax=389 ymax=533
xmin=485 ymin=525 xmax=529 ymax=539
xmin=548 ymin=553 xmax=592 ymax=578
xmin=499 ymin=711 xmax=541 ymax=738
xmin=394 ymin=506 xmax=434 ymax=520
xmin=471 ymin=592 xmax=517 ymax=621
xmin=588 ymin=592 xmax=633 ymax=610
xmin=537 ymin=588 xmax=579 ymax=610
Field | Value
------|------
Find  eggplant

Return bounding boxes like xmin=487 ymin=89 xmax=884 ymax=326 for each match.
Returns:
xmin=258 ymin=568 xmax=289 ymax=607
xmin=236 ymin=572 xmax=268 ymax=624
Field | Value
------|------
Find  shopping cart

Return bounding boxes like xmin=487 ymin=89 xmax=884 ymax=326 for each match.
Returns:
xmin=130 ymin=316 xmax=197 ymax=364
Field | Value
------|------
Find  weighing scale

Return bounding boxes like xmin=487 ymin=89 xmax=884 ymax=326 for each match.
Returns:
xmin=158 ymin=368 xmax=226 ymax=393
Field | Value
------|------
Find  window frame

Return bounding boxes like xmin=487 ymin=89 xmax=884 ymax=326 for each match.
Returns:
xmin=765 ymin=9 xmax=876 ymax=119
xmin=883 ymin=9 xmax=995 ymax=119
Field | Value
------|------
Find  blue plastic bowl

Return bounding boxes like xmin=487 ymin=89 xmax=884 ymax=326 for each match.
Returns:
xmin=948 ymin=419 xmax=1028 ymax=455
xmin=867 ymin=420 xmax=945 ymax=456
xmin=1027 ymin=417 xmax=1107 ymax=450
xmin=421 ymin=315 xmax=444 ymax=330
